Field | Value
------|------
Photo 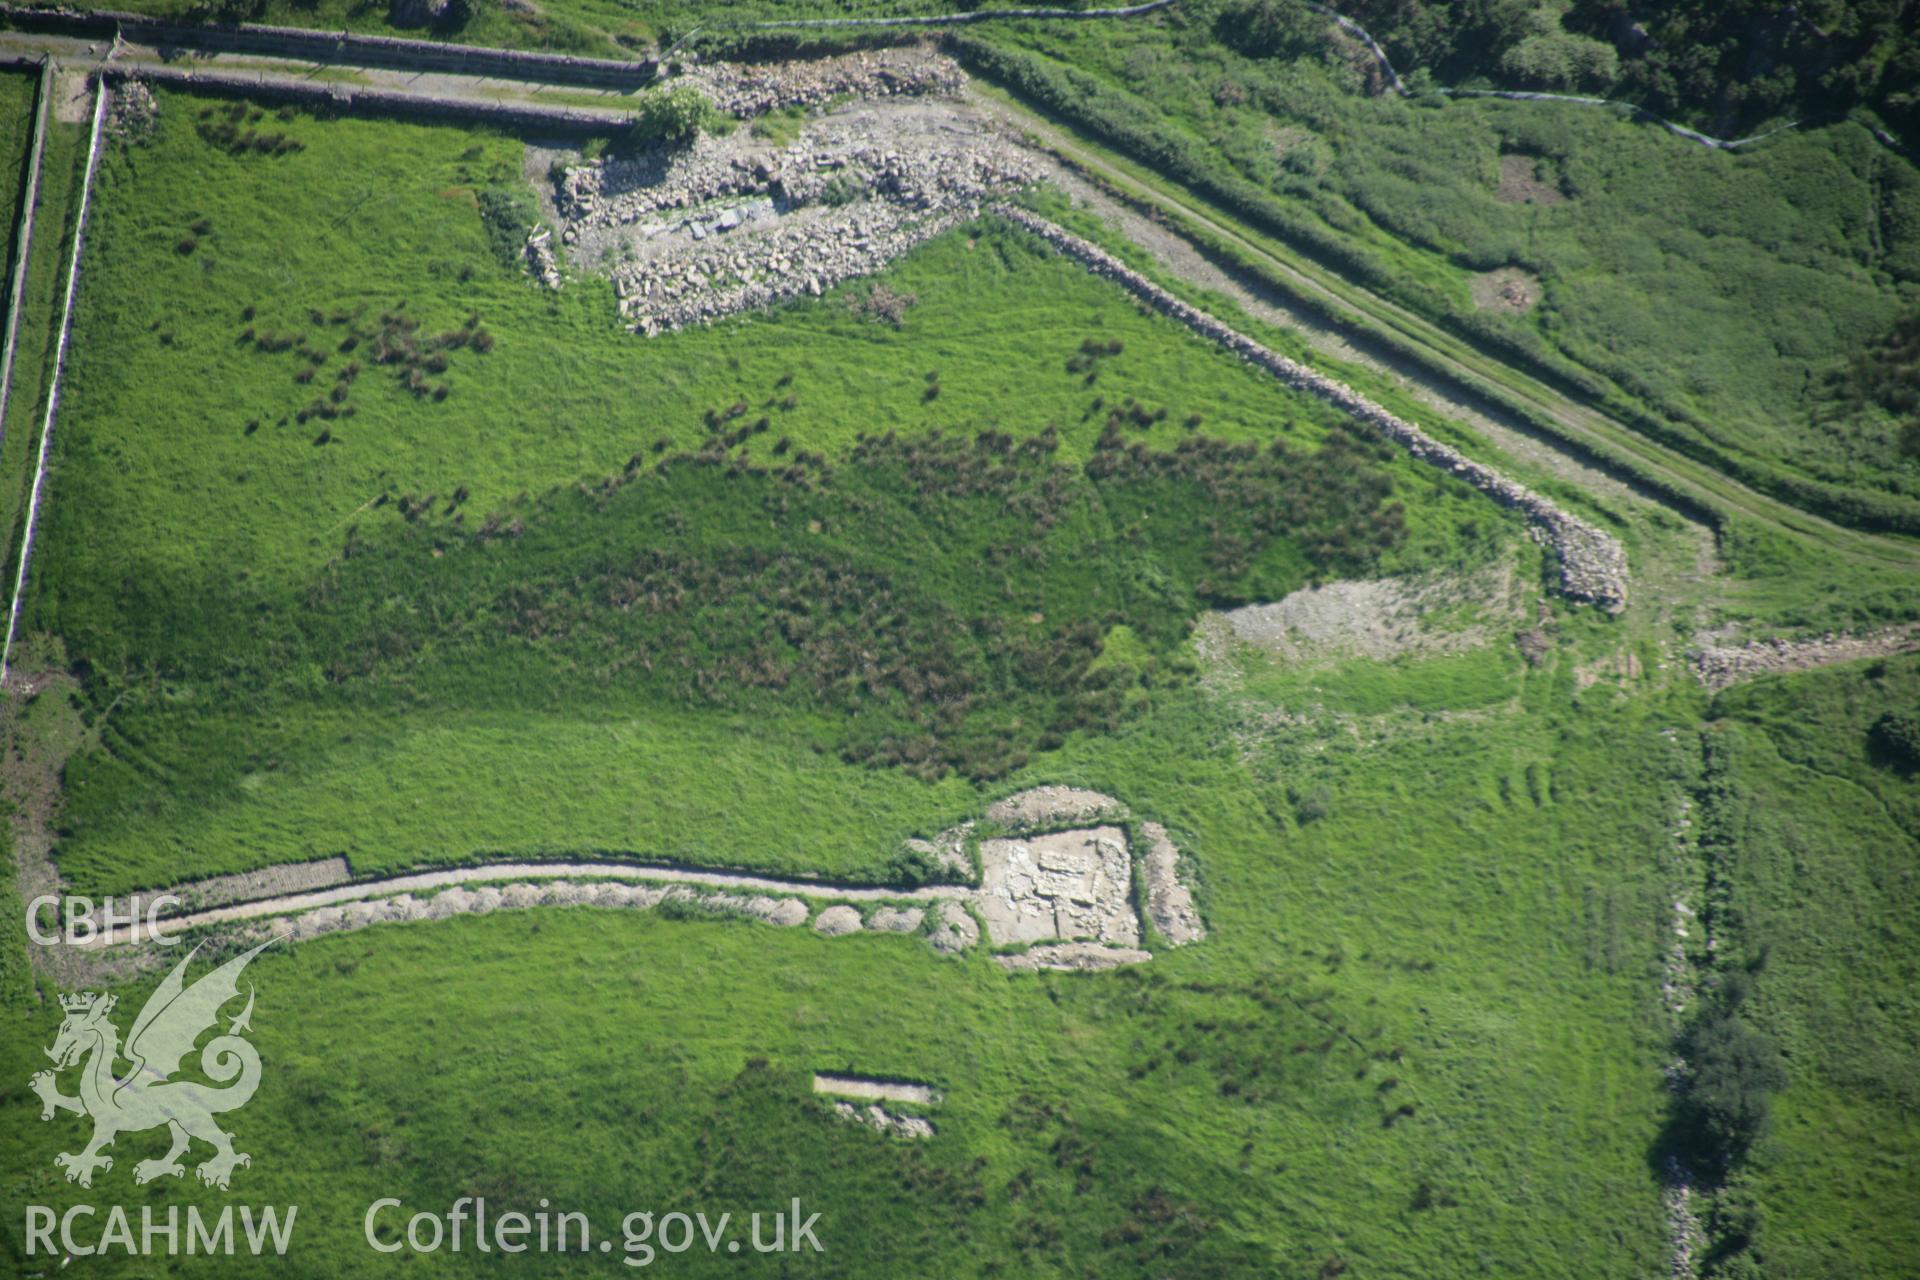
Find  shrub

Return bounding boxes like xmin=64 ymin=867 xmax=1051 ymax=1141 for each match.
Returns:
xmin=1675 ymin=968 xmax=1786 ymax=1170
xmin=1870 ymin=712 xmax=1920 ymax=773
xmin=477 ymin=187 xmax=538 ymax=272
xmin=630 ymin=86 xmax=716 ymax=146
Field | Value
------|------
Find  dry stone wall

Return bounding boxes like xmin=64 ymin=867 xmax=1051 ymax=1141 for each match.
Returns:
xmin=994 ymin=206 xmax=1630 ymax=610
xmin=1 ymin=3 xmax=654 ymax=87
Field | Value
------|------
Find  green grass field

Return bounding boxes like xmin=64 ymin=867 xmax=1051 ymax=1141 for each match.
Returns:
xmin=28 ymin=89 xmax=1515 ymax=893
xmin=0 ymin=26 xmax=1914 ymax=1280
xmin=2 ymin=624 xmax=1690 ymax=1276
xmin=1699 ymin=659 xmax=1920 ymax=1277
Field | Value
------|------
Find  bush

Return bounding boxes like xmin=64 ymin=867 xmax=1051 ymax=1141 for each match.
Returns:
xmin=1870 ymin=711 xmax=1920 ymax=772
xmin=1213 ymin=0 xmax=1321 ymax=61
xmin=1295 ymin=786 xmax=1332 ymax=825
xmin=1675 ymin=968 xmax=1786 ymax=1171
xmin=630 ymin=86 xmax=716 ymax=146
xmin=477 ymin=186 xmax=538 ymax=271
xmin=1500 ymin=31 xmax=1619 ymax=91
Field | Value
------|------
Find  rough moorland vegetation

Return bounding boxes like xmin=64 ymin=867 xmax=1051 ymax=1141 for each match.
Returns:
xmin=959 ymin=2 xmax=1920 ymax=529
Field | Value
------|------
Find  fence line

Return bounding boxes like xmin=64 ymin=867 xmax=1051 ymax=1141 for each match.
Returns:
xmin=2 ymin=70 xmax=107 ymax=684
xmin=0 ymin=3 xmax=654 ymax=89
xmin=0 ymin=57 xmax=52 ymax=446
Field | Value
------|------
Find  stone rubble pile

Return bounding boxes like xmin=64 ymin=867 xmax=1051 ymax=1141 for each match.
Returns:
xmin=1139 ymin=822 xmax=1206 ymax=945
xmin=984 ymin=785 xmax=1125 ymax=831
xmin=993 ymin=206 xmax=1632 ymax=611
xmin=196 ymin=787 xmax=1201 ymax=971
xmin=831 ymin=1101 xmax=935 ymax=1139
xmin=524 ymin=228 xmax=561 ymax=289
xmin=1688 ymin=625 xmax=1920 ymax=692
xmin=679 ymin=46 xmax=967 ymax=118
xmin=105 ymin=77 xmax=159 ymax=142
xmin=552 ymin=100 xmax=1039 ymax=335
xmin=616 ymin=202 xmax=972 ymax=335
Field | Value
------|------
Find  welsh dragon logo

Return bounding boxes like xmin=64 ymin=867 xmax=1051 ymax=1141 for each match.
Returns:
xmin=31 ymin=938 xmax=276 ymax=1190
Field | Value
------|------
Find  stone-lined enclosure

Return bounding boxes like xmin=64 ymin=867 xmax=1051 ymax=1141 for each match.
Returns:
xmin=550 ymin=50 xmax=1038 ymax=334
xmin=539 ymin=49 xmax=1628 ymax=610
xmin=76 ymin=789 xmax=1208 ymax=973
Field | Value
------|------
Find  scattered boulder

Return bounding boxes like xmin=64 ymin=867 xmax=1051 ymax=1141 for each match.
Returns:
xmin=831 ymin=1101 xmax=934 ymax=1139
xmin=926 ymin=900 xmax=980 ymax=955
xmin=868 ymin=906 xmax=925 ymax=933
xmin=813 ymin=904 xmax=864 ymax=936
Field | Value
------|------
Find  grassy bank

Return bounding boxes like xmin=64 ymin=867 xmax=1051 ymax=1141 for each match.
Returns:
xmin=1 ymin=631 xmax=1679 ymax=1276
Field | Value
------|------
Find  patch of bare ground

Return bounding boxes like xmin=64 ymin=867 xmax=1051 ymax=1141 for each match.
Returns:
xmin=1495 ymin=152 xmax=1567 ymax=205
xmin=813 ymin=1074 xmax=937 ymax=1104
xmin=1138 ymin=822 xmax=1205 ymax=945
xmin=976 ymin=826 xmax=1138 ymax=947
xmin=1197 ymin=560 xmax=1522 ymax=671
xmin=53 ymin=66 xmax=93 ymax=124
xmin=1472 ymin=266 xmax=1543 ymax=314
xmin=996 ymin=943 xmax=1154 ymax=972
xmin=1689 ymin=624 xmax=1920 ymax=692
